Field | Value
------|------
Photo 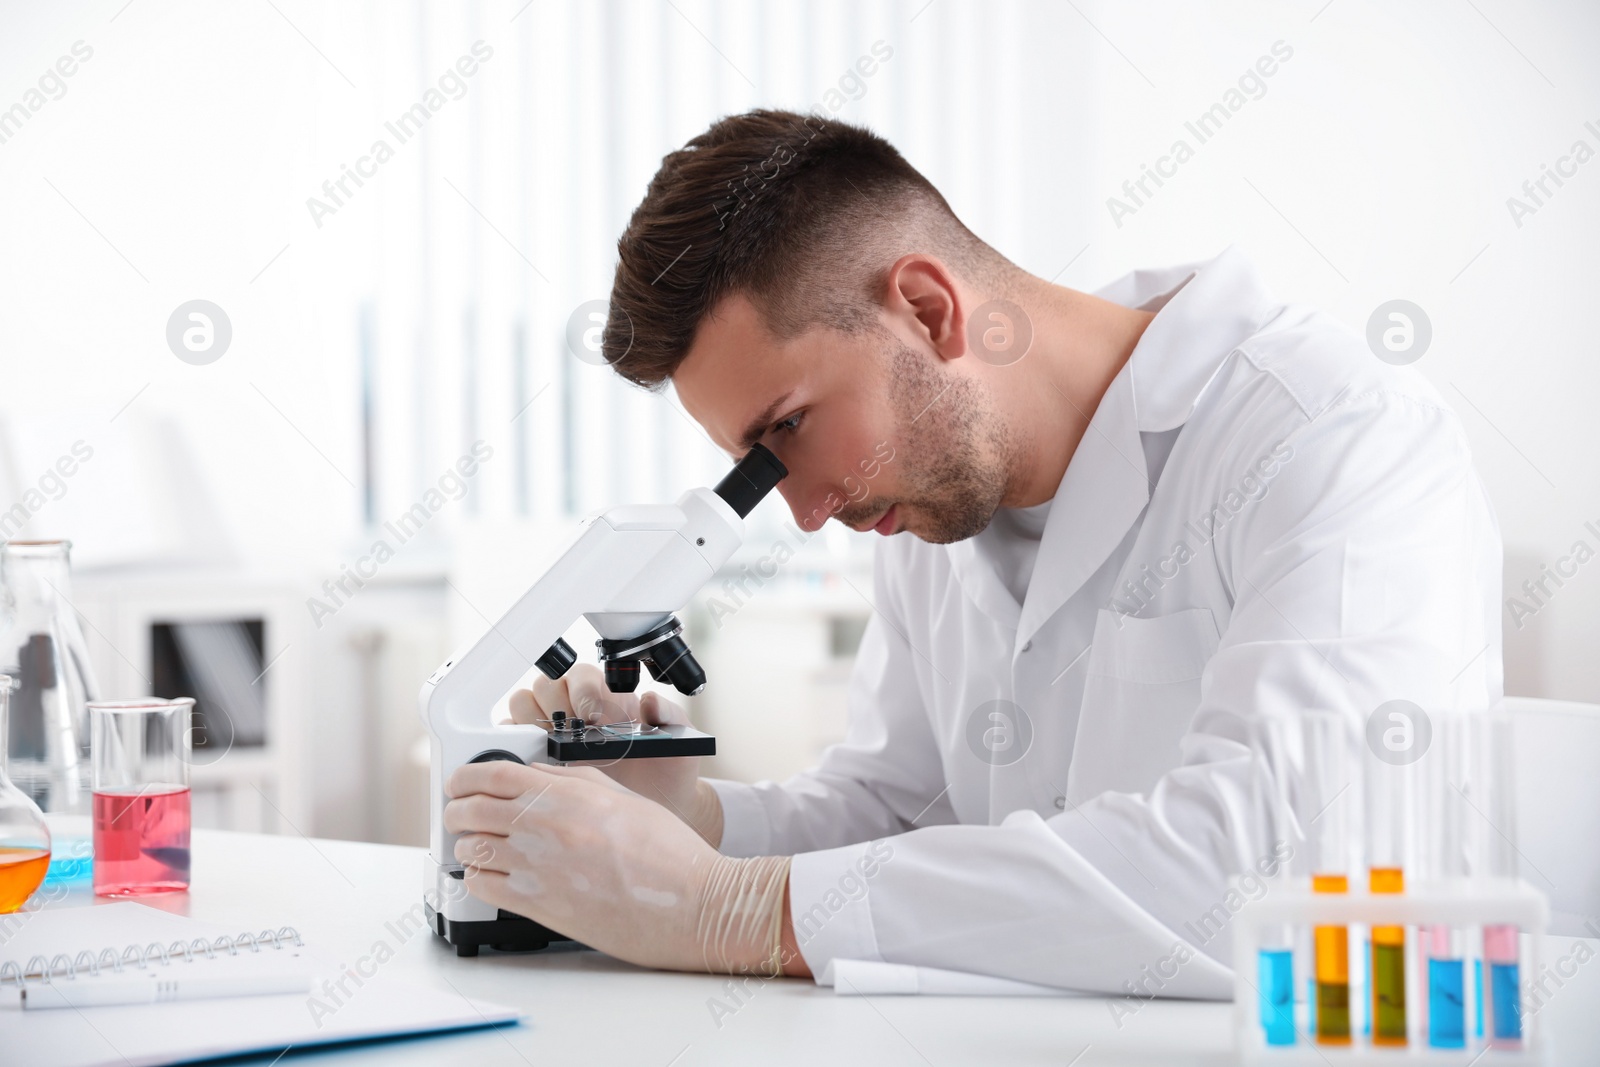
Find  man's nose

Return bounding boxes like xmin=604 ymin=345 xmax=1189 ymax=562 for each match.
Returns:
xmin=777 ymin=481 xmax=829 ymax=533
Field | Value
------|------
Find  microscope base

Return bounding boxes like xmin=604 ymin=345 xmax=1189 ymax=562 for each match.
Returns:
xmin=426 ymin=902 xmax=576 ymax=956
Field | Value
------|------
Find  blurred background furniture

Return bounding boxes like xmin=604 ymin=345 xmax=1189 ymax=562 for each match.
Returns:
xmin=1506 ymin=696 xmax=1600 ymax=937
xmin=3 ymin=0 xmax=1597 ymax=845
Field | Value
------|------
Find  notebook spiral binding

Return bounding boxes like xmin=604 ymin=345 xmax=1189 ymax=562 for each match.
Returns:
xmin=0 ymin=927 xmax=303 ymax=988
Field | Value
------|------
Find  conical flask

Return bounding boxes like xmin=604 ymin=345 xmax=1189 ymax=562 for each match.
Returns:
xmin=0 ymin=675 xmax=52 ymax=913
xmin=0 ymin=540 xmax=99 ymax=815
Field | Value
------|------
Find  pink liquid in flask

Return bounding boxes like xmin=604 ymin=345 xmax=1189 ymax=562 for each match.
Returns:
xmin=93 ymin=786 xmax=191 ymax=895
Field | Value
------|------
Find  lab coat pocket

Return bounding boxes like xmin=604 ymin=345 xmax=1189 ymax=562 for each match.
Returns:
xmin=1067 ymin=607 xmax=1220 ymax=802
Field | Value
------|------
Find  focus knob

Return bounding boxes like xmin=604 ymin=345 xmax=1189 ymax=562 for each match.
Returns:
xmin=535 ymin=637 xmax=577 ymax=680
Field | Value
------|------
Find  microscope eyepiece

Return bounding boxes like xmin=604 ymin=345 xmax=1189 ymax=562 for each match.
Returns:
xmin=713 ymin=442 xmax=788 ymax=519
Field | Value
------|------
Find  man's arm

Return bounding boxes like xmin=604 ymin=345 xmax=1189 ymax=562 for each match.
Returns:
xmin=779 ymin=878 xmax=810 ymax=976
xmin=443 ymin=539 xmax=949 ymax=980
xmin=444 ymin=381 xmax=1500 ymax=990
xmin=708 ymin=548 xmax=958 ymax=858
xmin=506 ymin=541 xmax=951 ymax=860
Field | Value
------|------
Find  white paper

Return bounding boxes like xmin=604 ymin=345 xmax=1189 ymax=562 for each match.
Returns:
xmin=818 ymin=958 xmax=1088 ymax=997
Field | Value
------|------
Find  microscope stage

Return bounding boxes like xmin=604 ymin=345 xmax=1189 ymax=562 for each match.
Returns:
xmin=546 ymin=722 xmax=716 ymax=762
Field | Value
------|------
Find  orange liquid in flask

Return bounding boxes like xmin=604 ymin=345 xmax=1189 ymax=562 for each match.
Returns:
xmin=0 ymin=846 xmax=51 ymax=913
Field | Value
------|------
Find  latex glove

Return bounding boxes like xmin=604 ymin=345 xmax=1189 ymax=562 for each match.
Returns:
xmin=445 ymin=759 xmax=789 ymax=975
xmin=509 ymin=663 xmax=722 ymax=845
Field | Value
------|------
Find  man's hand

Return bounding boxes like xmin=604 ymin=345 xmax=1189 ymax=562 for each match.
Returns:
xmin=510 ymin=664 xmax=723 ymax=846
xmin=445 ymin=760 xmax=788 ymax=975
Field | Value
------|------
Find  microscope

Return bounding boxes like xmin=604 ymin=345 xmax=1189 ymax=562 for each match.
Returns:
xmin=419 ymin=443 xmax=788 ymax=956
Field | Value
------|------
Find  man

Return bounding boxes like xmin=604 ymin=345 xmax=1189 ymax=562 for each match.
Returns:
xmin=444 ymin=110 xmax=1501 ymax=993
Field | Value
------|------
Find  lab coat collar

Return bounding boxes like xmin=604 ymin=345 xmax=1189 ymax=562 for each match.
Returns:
xmin=1103 ymin=245 xmax=1280 ymax=433
xmin=1011 ymin=363 xmax=1148 ymax=645
xmin=948 ymin=247 xmax=1280 ymax=644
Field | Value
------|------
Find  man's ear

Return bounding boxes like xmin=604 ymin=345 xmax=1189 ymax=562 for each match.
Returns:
xmin=884 ymin=254 xmax=967 ymax=362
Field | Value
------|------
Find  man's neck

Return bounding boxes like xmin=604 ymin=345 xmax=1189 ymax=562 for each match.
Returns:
xmin=991 ymin=276 xmax=1155 ymax=509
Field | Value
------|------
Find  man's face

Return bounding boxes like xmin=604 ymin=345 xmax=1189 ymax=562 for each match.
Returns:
xmin=674 ymin=293 xmax=1017 ymax=544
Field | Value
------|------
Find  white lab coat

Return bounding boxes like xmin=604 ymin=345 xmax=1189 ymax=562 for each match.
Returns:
xmin=708 ymin=248 xmax=1503 ymax=997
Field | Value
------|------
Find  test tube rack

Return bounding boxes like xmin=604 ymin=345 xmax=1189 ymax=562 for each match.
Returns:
xmin=1231 ymin=877 xmax=1549 ymax=1064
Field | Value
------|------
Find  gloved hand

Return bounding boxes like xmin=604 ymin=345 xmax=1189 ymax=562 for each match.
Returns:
xmin=508 ymin=664 xmax=722 ymax=845
xmin=445 ymin=759 xmax=790 ymax=975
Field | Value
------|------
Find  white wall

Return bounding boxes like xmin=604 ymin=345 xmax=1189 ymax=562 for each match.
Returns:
xmin=0 ymin=0 xmax=1094 ymax=563
xmin=1 ymin=0 xmax=1596 ymax=788
xmin=1052 ymin=0 xmax=1600 ymax=702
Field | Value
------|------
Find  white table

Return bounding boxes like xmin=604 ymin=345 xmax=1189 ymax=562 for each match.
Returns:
xmin=41 ymin=829 xmax=1600 ymax=1066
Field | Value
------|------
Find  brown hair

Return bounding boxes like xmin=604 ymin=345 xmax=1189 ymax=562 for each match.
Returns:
xmin=603 ymin=109 xmax=999 ymax=389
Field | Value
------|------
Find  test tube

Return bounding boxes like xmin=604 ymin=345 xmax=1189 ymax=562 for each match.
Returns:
xmin=1475 ymin=713 xmax=1523 ymax=1049
xmin=1421 ymin=715 xmax=1468 ymax=1049
xmin=1304 ymin=712 xmax=1354 ymax=1045
xmin=1250 ymin=717 xmax=1297 ymax=1046
xmin=1365 ymin=739 xmax=1414 ymax=1046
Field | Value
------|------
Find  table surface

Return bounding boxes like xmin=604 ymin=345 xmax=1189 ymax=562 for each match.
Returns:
xmin=34 ymin=828 xmax=1600 ymax=1066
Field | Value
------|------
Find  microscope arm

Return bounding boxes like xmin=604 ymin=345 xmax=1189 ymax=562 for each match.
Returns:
xmin=420 ymin=484 xmax=744 ymax=869
xmin=416 ymin=443 xmax=786 ymax=953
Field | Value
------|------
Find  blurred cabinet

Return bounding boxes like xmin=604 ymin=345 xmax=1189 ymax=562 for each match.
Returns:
xmin=73 ymin=570 xmax=312 ymax=835
xmin=72 ymin=568 xmax=450 ymax=846
xmin=689 ymin=578 xmax=870 ymax=786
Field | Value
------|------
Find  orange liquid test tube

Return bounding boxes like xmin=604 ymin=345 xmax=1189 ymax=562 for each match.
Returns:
xmin=1304 ymin=711 xmax=1355 ymax=1047
xmin=1313 ymin=872 xmax=1351 ymax=1044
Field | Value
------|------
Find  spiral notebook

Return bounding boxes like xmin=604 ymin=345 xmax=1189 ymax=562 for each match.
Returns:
xmin=0 ymin=902 xmax=522 ymax=1067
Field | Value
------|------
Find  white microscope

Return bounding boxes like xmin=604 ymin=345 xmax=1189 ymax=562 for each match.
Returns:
xmin=419 ymin=443 xmax=788 ymax=955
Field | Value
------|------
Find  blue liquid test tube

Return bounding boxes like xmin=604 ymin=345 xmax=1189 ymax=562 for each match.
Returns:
xmin=1248 ymin=716 xmax=1304 ymax=1046
xmin=1475 ymin=957 xmax=1484 ymax=1038
xmin=1425 ymin=926 xmax=1466 ymax=1048
xmin=1259 ymin=939 xmax=1295 ymax=1045
xmin=1421 ymin=716 xmax=1469 ymax=1049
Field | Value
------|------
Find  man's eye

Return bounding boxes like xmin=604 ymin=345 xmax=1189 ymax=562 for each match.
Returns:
xmin=775 ymin=413 xmax=804 ymax=434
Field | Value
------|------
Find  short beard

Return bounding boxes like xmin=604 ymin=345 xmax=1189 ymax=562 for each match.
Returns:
xmin=880 ymin=339 xmax=1016 ymax=544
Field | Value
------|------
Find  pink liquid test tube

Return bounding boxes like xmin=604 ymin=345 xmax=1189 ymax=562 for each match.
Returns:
xmin=1483 ymin=923 xmax=1522 ymax=1046
xmin=1475 ymin=713 xmax=1523 ymax=1049
xmin=90 ymin=698 xmax=193 ymax=896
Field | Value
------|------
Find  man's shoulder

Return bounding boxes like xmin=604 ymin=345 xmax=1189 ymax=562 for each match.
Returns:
xmin=1228 ymin=302 xmax=1453 ymax=428
xmin=1171 ymin=302 xmax=1477 ymax=528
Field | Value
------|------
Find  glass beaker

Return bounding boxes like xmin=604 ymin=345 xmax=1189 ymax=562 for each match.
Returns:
xmin=0 ymin=675 xmax=52 ymax=913
xmin=91 ymin=698 xmax=192 ymax=896
xmin=0 ymin=540 xmax=98 ymax=816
